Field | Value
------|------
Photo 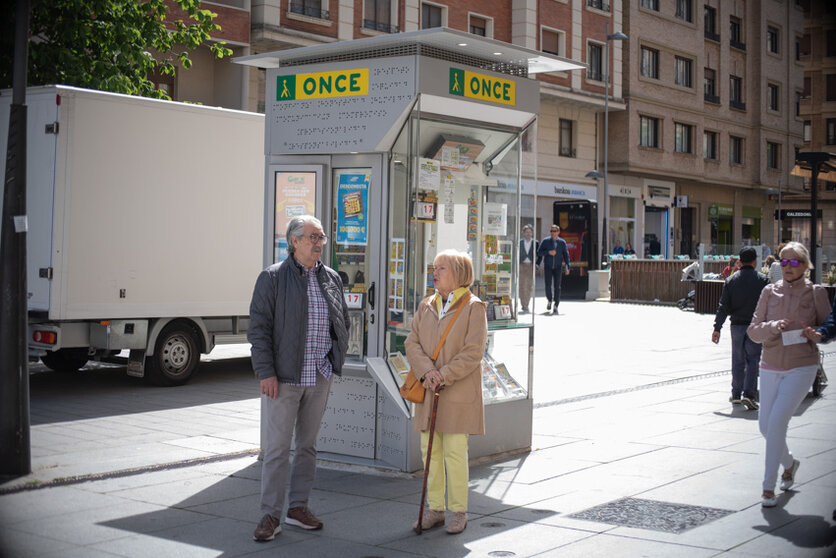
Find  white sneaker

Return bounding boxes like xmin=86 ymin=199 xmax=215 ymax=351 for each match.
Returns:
xmin=762 ymin=493 xmax=777 ymax=508
xmin=780 ymin=459 xmax=800 ymax=491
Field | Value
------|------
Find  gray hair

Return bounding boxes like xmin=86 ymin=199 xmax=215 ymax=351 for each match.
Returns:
xmin=286 ymin=215 xmax=323 ymax=255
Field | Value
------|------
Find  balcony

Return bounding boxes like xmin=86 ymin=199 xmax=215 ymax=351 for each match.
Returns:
xmin=289 ymin=2 xmax=330 ymax=20
xmin=704 ymin=93 xmax=720 ymax=104
xmin=730 ymin=99 xmax=746 ymax=111
xmin=363 ymin=20 xmax=399 ymax=33
xmin=704 ymin=30 xmax=720 ymax=42
xmin=587 ymin=0 xmax=610 ymax=11
xmin=730 ymin=39 xmax=746 ymax=51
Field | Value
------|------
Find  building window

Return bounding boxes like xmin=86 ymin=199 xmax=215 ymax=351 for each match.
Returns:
xmin=730 ymin=16 xmax=745 ymax=50
xmin=800 ymin=34 xmax=811 ymax=57
xmin=588 ymin=42 xmax=603 ymax=81
xmin=767 ymin=142 xmax=780 ymax=169
xmin=676 ymin=0 xmax=693 ymax=22
xmin=559 ymin=119 xmax=575 ymax=157
xmin=827 ymin=119 xmax=836 ymax=145
xmin=704 ymin=6 xmax=719 ymax=40
xmin=542 ymin=28 xmax=564 ymax=56
xmin=290 ymin=0 xmax=329 ymax=19
xmin=795 ymin=36 xmax=802 ymax=61
xmin=767 ymin=26 xmax=780 ymax=54
xmin=587 ymin=0 xmax=610 ymax=11
xmin=704 ymin=131 xmax=718 ymax=159
xmin=730 ymin=135 xmax=743 ymax=164
xmin=704 ymin=68 xmax=718 ymax=102
xmin=364 ymin=0 xmax=395 ymax=33
xmin=675 ymin=57 xmax=693 ymax=87
xmin=795 ymin=90 xmax=802 ymax=117
xmin=641 ymin=47 xmax=659 ymax=79
xmin=421 ymin=3 xmax=443 ymax=29
xmin=675 ymin=122 xmax=693 ymax=153
xmin=767 ymin=83 xmax=779 ymax=112
xmin=827 ymin=74 xmax=836 ymax=102
xmin=730 ymin=75 xmax=745 ymax=110
xmin=640 ymin=116 xmax=659 ymax=148
xmin=641 ymin=0 xmax=659 ymax=10
xmin=804 ymin=121 xmax=811 ymax=142
xmin=827 ymin=30 xmax=836 ymax=57
xmin=469 ymin=15 xmax=489 ymax=37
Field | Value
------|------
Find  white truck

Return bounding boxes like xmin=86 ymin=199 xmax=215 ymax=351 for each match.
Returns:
xmin=0 ymin=85 xmax=265 ymax=385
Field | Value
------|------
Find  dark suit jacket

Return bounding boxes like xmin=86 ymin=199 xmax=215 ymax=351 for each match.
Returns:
xmin=537 ymin=236 xmax=571 ymax=270
xmin=519 ymin=239 xmax=538 ymax=263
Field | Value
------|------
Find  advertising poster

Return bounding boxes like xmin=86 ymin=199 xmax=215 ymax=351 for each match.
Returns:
xmin=483 ymin=203 xmax=507 ymax=236
xmin=336 ymin=172 xmax=370 ymax=245
xmin=275 ymin=171 xmax=316 ymax=237
xmin=418 ymin=158 xmax=440 ymax=191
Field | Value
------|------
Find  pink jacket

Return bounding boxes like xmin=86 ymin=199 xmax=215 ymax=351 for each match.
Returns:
xmin=747 ymin=278 xmax=832 ymax=370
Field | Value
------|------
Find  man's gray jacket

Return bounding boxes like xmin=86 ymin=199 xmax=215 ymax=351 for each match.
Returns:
xmin=248 ymin=258 xmax=350 ymax=382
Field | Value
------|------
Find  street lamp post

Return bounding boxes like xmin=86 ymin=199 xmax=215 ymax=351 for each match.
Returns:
xmin=599 ymin=23 xmax=626 ymax=268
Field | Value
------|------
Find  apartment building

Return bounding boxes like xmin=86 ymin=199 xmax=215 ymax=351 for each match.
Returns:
xmin=798 ymin=0 xmax=836 ymax=267
xmin=607 ymin=0 xmax=805 ymax=258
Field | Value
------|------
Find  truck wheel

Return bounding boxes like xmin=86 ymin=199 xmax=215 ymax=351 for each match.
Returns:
xmin=145 ymin=322 xmax=200 ymax=386
xmin=41 ymin=349 xmax=89 ymax=373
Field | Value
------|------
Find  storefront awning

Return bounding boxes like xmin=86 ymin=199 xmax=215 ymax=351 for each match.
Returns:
xmin=235 ymin=27 xmax=585 ymax=76
xmin=791 ymin=152 xmax=836 ymax=181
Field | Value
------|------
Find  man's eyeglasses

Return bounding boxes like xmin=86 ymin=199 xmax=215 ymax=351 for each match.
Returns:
xmin=305 ymin=234 xmax=328 ymax=244
xmin=550 ymin=229 xmax=558 ymax=232
xmin=780 ymin=258 xmax=800 ymax=268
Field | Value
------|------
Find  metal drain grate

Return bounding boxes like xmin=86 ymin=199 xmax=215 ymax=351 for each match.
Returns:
xmin=568 ymin=497 xmax=733 ymax=534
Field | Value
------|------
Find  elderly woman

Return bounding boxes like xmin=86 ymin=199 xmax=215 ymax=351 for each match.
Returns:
xmin=747 ymin=242 xmax=831 ymax=508
xmin=405 ymin=249 xmax=487 ymax=535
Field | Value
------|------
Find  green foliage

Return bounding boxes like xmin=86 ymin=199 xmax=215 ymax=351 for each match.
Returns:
xmin=0 ymin=0 xmax=233 ymax=99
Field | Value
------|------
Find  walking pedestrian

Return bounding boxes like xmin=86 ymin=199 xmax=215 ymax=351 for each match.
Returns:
xmin=767 ymin=243 xmax=785 ymax=284
xmin=536 ymin=225 xmax=571 ymax=314
xmin=747 ymin=242 xmax=831 ymax=508
xmin=518 ymin=224 xmax=538 ymax=314
xmin=248 ymin=215 xmax=350 ymax=541
xmin=712 ymin=247 xmax=769 ymax=410
xmin=405 ymin=249 xmax=488 ymax=535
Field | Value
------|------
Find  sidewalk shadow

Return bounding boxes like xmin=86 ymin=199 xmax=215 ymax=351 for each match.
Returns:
xmin=98 ymin=456 xmax=562 ymax=558
xmin=754 ymin=492 xmax=836 ymax=550
xmin=29 ymin=356 xmax=255 ymax=425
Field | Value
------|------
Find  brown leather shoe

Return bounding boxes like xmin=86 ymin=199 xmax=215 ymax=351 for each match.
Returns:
xmin=286 ymin=506 xmax=324 ymax=530
xmin=446 ymin=512 xmax=467 ymax=534
xmin=253 ymin=513 xmax=281 ymax=541
xmin=412 ymin=509 xmax=445 ymax=531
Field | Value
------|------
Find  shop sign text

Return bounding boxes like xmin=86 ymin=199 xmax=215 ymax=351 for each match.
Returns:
xmin=449 ymin=68 xmax=515 ymax=106
xmin=276 ymin=69 xmax=370 ymax=101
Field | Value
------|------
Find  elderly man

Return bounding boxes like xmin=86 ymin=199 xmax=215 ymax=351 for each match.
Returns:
xmin=248 ymin=215 xmax=350 ymax=542
xmin=518 ymin=224 xmax=538 ymax=313
xmin=712 ymin=246 xmax=768 ymax=410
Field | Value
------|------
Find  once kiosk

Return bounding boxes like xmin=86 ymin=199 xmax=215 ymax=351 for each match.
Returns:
xmin=237 ymin=28 xmax=584 ymax=472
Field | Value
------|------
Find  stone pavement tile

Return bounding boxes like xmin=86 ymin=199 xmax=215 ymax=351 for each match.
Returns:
xmin=730 ymin=436 xmax=835 ymax=461
xmin=201 ymin=427 xmax=260 ymax=446
xmin=382 ymin=515 xmax=592 ymax=558
xmin=788 ymin=420 xmax=836 ymax=442
xmin=10 ymin=499 xmax=213 ymax=546
xmin=161 ymin=435 xmax=256 ymax=454
xmin=311 ymin=470 xmax=423 ymax=500
xmin=88 ymin=516 xmax=267 ymax=558
xmin=639 ymin=398 xmax=739 ymax=416
xmin=314 ymin=499 xmax=430 ymax=546
xmin=109 ymin=473 xmax=260 ymax=509
xmin=808 ymin=470 xmax=836 ymax=489
xmin=41 ymin=546 xmax=126 ymax=558
xmin=531 ymin=533 xmax=718 ymax=557
xmin=84 ymin=467 xmax=219 ymax=494
xmin=551 ymin=439 xmax=664 ymax=464
xmin=246 ymin=536 xmax=418 ymax=558
xmin=638 ymin=426 xmax=760 ymax=451
xmin=697 ymin=413 xmax=761 ymax=434
xmin=0 ymin=485 xmax=128 ymax=525
xmin=0 ymin=526 xmax=78 ymax=558
xmin=471 ymin=452 xmax=597 ymax=485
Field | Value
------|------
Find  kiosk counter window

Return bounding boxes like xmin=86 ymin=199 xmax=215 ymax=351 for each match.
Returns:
xmin=385 ymin=111 xmax=534 ymax=403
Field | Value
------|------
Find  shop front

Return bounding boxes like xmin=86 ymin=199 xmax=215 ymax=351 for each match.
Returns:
xmin=643 ymin=180 xmax=674 ymax=259
xmin=237 ymin=29 xmax=583 ymax=472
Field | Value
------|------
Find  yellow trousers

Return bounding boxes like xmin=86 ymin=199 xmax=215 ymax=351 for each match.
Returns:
xmin=420 ymin=431 xmax=469 ymax=513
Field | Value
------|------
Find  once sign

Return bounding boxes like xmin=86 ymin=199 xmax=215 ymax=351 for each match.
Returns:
xmin=276 ymin=69 xmax=370 ymax=101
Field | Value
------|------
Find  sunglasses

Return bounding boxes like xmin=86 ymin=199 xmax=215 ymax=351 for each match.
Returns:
xmin=550 ymin=229 xmax=558 ymax=232
xmin=780 ymin=258 xmax=801 ymax=268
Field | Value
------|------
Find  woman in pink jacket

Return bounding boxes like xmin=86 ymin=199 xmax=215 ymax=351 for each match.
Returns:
xmin=747 ymin=242 xmax=831 ymax=508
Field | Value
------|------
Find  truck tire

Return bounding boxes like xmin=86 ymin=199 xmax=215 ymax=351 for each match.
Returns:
xmin=41 ymin=349 xmax=89 ymax=373
xmin=145 ymin=322 xmax=200 ymax=386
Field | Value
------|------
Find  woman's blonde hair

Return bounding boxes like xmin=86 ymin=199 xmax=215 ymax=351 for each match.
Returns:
xmin=779 ymin=241 xmax=811 ymax=269
xmin=434 ymin=249 xmax=474 ymax=288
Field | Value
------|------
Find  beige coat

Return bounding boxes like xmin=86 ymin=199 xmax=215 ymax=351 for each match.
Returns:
xmin=405 ymin=294 xmax=488 ymax=435
xmin=748 ymin=278 xmax=831 ymax=370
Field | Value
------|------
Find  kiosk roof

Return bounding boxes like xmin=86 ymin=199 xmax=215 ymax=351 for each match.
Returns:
xmin=235 ymin=27 xmax=585 ymax=76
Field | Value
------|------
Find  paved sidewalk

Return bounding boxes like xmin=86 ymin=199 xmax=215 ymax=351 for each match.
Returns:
xmin=1 ymin=299 xmax=834 ymax=557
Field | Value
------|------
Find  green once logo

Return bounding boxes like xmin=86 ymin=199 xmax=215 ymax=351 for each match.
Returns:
xmin=449 ymin=68 xmax=465 ymax=96
xmin=277 ymin=75 xmax=297 ymax=101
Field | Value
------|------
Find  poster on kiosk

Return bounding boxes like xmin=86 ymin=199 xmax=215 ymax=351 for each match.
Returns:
xmin=236 ymin=28 xmax=585 ymax=472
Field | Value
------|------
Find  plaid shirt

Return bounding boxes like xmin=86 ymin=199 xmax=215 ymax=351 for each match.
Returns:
xmin=288 ymin=258 xmax=333 ymax=386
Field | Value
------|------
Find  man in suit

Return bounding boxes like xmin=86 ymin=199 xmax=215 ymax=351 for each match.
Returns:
xmin=518 ymin=224 xmax=538 ymax=313
xmin=537 ymin=224 xmax=571 ymax=315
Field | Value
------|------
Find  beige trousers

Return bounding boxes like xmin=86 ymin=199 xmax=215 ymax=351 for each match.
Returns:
xmin=519 ymin=261 xmax=534 ymax=310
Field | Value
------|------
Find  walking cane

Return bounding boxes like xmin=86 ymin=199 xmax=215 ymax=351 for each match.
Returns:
xmin=414 ymin=388 xmax=442 ymax=535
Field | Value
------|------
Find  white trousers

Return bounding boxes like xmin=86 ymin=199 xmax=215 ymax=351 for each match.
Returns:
xmin=758 ymin=364 xmax=817 ymax=492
